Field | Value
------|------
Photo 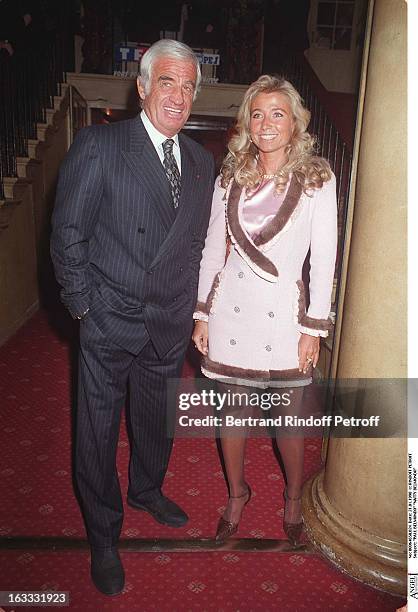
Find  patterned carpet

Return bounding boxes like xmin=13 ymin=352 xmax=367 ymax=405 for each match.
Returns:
xmin=0 ymin=311 xmax=406 ymax=610
xmin=0 ymin=550 xmax=402 ymax=612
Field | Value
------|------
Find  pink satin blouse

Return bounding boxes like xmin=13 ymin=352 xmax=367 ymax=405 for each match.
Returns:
xmin=242 ymin=178 xmax=289 ymax=240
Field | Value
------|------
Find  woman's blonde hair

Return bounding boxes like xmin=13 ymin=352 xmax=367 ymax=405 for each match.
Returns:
xmin=221 ymin=75 xmax=332 ymax=194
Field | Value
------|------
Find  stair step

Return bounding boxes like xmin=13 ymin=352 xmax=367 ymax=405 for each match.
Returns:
xmin=36 ymin=123 xmax=52 ymax=141
xmin=2 ymin=177 xmax=31 ymax=199
xmin=36 ymin=123 xmax=48 ymax=141
xmin=1 ymin=79 xmax=69 ymax=199
xmin=45 ymin=108 xmax=55 ymax=125
xmin=16 ymin=157 xmax=42 ymax=179
xmin=27 ymin=139 xmax=46 ymax=159
xmin=53 ymin=95 xmax=65 ymax=110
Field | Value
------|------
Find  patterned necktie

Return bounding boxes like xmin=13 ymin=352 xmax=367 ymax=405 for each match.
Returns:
xmin=162 ymin=138 xmax=181 ymax=209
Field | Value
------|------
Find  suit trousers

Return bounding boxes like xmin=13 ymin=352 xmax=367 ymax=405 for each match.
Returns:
xmin=75 ymin=313 xmax=188 ymax=549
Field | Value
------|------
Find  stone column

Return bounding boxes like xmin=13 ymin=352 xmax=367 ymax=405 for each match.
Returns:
xmin=302 ymin=0 xmax=407 ymax=595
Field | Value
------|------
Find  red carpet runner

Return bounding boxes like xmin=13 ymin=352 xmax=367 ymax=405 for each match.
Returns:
xmin=0 ymin=311 xmax=405 ymax=610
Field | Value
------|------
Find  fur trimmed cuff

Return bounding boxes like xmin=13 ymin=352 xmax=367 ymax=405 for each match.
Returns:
xmin=193 ymin=311 xmax=209 ymax=322
xmin=193 ymin=300 xmax=209 ymax=322
xmin=294 ymin=280 xmax=332 ymax=337
xmin=195 ymin=300 xmax=209 ymax=315
xmin=295 ymin=322 xmax=329 ymax=338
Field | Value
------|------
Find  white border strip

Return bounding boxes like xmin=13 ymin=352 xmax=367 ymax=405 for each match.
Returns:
xmin=408 ymin=0 xmax=417 ymax=608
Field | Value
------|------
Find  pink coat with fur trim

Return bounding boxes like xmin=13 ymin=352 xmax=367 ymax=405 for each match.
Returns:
xmin=194 ymin=174 xmax=338 ymax=388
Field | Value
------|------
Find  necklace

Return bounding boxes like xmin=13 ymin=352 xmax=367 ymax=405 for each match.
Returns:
xmin=262 ymin=174 xmax=277 ymax=179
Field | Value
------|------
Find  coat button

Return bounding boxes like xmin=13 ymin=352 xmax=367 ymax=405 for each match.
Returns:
xmin=268 ymin=311 xmax=274 ymax=318
xmin=234 ymin=306 xmax=240 ymax=313
xmin=138 ymin=227 xmax=145 ymax=233
xmin=238 ymin=272 xmax=244 ymax=278
xmin=230 ymin=339 xmax=236 ymax=345
xmin=265 ymin=345 xmax=272 ymax=352
xmin=147 ymin=270 xmax=153 ymax=275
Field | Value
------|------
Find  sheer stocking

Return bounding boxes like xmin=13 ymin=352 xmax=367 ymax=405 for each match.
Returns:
xmin=273 ymin=387 xmax=305 ymax=524
xmin=276 ymin=436 xmax=304 ymax=523
xmin=217 ymin=382 xmax=252 ymax=524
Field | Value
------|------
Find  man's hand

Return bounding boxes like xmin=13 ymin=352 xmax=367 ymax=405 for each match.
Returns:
xmin=192 ymin=321 xmax=208 ymax=355
xmin=298 ymin=333 xmax=320 ymax=373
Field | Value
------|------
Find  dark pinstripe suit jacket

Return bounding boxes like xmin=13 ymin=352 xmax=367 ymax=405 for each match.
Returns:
xmin=51 ymin=116 xmax=215 ymax=356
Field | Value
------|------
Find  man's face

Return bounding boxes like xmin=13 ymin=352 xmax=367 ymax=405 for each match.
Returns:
xmin=137 ymin=56 xmax=197 ymax=137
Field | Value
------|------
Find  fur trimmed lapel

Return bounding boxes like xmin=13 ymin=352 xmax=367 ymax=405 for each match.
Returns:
xmin=226 ymin=176 xmax=303 ymax=282
xmin=227 ymin=181 xmax=278 ymax=282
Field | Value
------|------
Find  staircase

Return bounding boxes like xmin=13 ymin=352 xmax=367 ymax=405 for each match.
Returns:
xmin=0 ymin=34 xmax=87 ymax=344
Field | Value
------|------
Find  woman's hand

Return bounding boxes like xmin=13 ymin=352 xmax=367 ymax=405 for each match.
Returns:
xmin=298 ymin=333 xmax=320 ymax=373
xmin=192 ymin=321 xmax=208 ymax=355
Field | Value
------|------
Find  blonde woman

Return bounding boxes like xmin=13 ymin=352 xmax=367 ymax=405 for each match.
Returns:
xmin=192 ymin=75 xmax=337 ymax=544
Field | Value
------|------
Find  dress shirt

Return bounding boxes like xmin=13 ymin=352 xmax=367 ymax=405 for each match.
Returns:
xmin=140 ymin=110 xmax=182 ymax=174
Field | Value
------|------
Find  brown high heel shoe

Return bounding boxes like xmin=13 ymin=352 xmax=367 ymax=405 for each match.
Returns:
xmin=215 ymin=484 xmax=252 ymax=542
xmin=283 ymin=488 xmax=303 ymax=546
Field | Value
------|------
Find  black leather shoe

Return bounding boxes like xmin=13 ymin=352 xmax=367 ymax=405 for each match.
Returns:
xmin=90 ymin=547 xmax=125 ymax=596
xmin=127 ymin=494 xmax=188 ymax=527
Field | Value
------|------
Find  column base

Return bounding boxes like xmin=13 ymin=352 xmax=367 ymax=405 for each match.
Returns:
xmin=302 ymin=470 xmax=406 ymax=596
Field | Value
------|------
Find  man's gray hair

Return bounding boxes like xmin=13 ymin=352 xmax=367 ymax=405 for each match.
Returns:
xmin=139 ymin=39 xmax=202 ymax=100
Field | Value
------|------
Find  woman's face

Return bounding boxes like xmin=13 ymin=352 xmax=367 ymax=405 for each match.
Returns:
xmin=249 ymin=91 xmax=294 ymax=159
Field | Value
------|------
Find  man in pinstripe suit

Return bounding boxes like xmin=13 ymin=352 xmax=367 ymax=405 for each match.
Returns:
xmin=51 ymin=39 xmax=215 ymax=595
